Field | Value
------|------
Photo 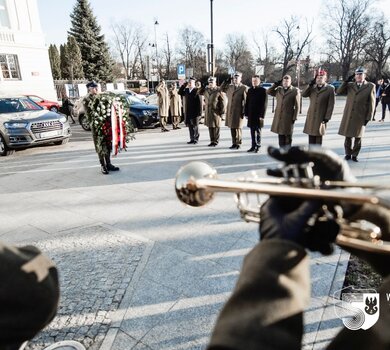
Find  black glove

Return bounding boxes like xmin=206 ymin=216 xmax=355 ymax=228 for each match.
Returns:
xmin=364 ymin=119 xmax=369 ymax=126
xmin=275 ymin=79 xmax=283 ymax=86
xmin=309 ymin=76 xmax=317 ymax=86
xmin=323 ymin=119 xmax=329 ymax=124
xmin=266 ymin=146 xmax=355 ymax=182
xmin=260 ymin=146 xmax=356 ymax=255
xmin=260 ymin=197 xmax=339 ymax=255
xmin=183 ymin=81 xmax=188 ymax=88
xmin=347 ymin=74 xmax=355 ymax=82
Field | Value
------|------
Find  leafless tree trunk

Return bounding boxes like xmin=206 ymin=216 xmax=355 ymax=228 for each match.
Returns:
xmin=274 ymin=16 xmax=313 ymax=76
xmin=161 ymin=33 xmax=173 ymax=79
xmin=364 ymin=14 xmax=390 ymax=78
xmin=323 ymin=0 xmax=371 ymax=80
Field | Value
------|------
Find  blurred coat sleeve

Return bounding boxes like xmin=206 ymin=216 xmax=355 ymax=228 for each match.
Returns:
xmin=207 ymin=239 xmax=310 ymax=350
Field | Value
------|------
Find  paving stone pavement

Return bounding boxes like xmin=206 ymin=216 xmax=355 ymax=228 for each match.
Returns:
xmin=1 ymin=97 xmax=389 ymax=350
xmin=24 ymin=225 xmax=148 ymax=350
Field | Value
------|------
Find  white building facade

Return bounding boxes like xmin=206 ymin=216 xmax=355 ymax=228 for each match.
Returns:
xmin=0 ymin=0 xmax=56 ymax=100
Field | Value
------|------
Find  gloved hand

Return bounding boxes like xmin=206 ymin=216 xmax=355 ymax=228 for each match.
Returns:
xmin=322 ymin=119 xmax=329 ymax=124
xmin=309 ymin=76 xmax=317 ymax=86
xmin=260 ymin=146 xmax=356 ymax=255
xmin=364 ymin=119 xmax=369 ymax=126
xmin=275 ymin=79 xmax=283 ymax=86
xmin=347 ymin=74 xmax=355 ymax=82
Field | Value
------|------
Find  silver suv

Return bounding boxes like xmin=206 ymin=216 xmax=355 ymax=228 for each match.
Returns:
xmin=0 ymin=96 xmax=72 ymax=156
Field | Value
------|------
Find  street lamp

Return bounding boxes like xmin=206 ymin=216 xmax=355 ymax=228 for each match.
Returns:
xmin=208 ymin=0 xmax=215 ymax=76
xmin=296 ymin=25 xmax=301 ymax=89
xmin=154 ymin=19 xmax=159 ymax=81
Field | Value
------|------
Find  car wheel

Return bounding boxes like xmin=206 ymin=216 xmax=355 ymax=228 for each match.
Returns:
xmin=53 ymin=138 xmax=69 ymax=146
xmin=50 ymin=106 xmax=59 ymax=113
xmin=0 ymin=134 xmax=15 ymax=156
xmin=130 ymin=116 xmax=139 ymax=132
xmin=79 ymin=114 xmax=91 ymax=131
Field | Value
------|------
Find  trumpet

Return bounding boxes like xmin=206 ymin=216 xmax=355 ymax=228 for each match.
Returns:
xmin=175 ymin=161 xmax=390 ymax=254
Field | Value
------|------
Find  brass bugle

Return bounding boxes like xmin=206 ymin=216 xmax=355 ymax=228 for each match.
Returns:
xmin=175 ymin=161 xmax=390 ymax=254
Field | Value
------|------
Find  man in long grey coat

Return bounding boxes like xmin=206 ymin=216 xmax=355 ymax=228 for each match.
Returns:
xmin=338 ymin=67 xmax=376 ymax=162
xmin=221 ymin=72 xmax=248 ymax=149
xmin=198 ymin=76 xmax=226 ymax=146
xmin=302 ymin=69 xmax=335 ymax=145
xmin=267 ymin=75 xmax=300 ymax=147
xmin=156 ymin=80 xmax=170 ymax=132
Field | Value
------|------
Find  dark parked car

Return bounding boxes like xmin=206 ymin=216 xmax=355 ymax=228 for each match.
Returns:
xmin=0 ymin=96 xmax=71 ymax=156
xmin=75 ymin=93 xmax=159 ymax=131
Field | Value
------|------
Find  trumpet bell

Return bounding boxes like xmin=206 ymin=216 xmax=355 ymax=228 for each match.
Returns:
xmin=175 ymin=161 xmax=217 ymax=207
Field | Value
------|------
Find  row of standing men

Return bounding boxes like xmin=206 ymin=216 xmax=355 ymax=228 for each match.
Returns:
xmin=156 ymin=67 xmax=382 ymax=162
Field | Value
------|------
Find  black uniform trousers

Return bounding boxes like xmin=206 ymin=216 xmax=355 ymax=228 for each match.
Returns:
xmin=278 ymin=135 xmax=292 ymax=147
xmin=250 ymin=127 xmax=261 ymax=148
xmin=344 ymin=137 xmax=362 ymax=157
xmin=230 ymin=128 xmax=242 ymax=146
xmin=188 ymin=117 xmax=200 ymax=142
xmin=308 ymin=135 xmax=323 ymax=145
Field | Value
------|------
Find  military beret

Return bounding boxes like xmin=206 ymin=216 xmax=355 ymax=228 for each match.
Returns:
xmin=234 ymin=72 xmax=242 ymax=77
xmin=0 ymin=242 xmax=59 ymax=346
xmin=189 ymin=77 xmax=196 ymax=81
xmin=317 ymin=68 xmax=327 ymax=76
xmin=355 ymin=67 xmax=366 ymax=74
xmin=208 ymin=76 xmax=217 ymax=83
xmin=86 ymin=81 xmax=98 ymax=88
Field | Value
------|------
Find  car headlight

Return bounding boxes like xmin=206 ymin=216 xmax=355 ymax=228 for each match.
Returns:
xmin=4 ymin=122 xmax=28 ymax=129
xmin=142 ymin=110 xmax=151 ymax=116
xmin=59 ymin=115 xmax=67 ymax=123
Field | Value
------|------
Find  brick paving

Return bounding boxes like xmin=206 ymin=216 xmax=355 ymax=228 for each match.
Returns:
xmin=25 ymin=225 xmax=146 ymax=350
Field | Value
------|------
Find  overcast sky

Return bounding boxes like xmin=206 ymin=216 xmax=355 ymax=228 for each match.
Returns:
xmin=37 ymin=0 xmax=390 ymax=55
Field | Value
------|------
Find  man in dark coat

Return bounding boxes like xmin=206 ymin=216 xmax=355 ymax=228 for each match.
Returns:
xmin=379 ymin=79 xmax=390 ymax=122
xmin=267 ymin=75 xmax=300 ymax=147
xmin=373 ymin=78 xmax=384 ymax=121
xmin=244 ymin=75 xmax=268 ymax=152
xmin=178 ymin=77 xmax=202 ymax=144
xmin=207 ymin=146 xmax=390 ymax=350
xmin=302 ymin=69 xmax=335 ymax=145
xmin=338 ymin=67 xmax=376 ymax=162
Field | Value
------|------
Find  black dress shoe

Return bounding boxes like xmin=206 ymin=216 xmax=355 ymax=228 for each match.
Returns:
xmin=208 ymin=142 xmax=214 ymax=147
xmin=235 ymin=145 xmax=241 ymax=149
xmin=229 ymin=145 xmax=236 ymax=149
xmin=247 ymin=147 xmax=255 ymax=152
xmin=101 ymin=165 xmax=109 ymax=174
xmin=344 ymin=155 xmax=351 ymax=160
xmin=107 ymin=164 xmax=120 ymax=171
xmin=352 ymin=156 xmax=358 ymax=162
xmin=187 ymin=140 xmax=195 ymax=144
xmin=254 ymin=146 xmax=260 ymax=153
xmin=175 ymin=126 xmax=181 ymax=129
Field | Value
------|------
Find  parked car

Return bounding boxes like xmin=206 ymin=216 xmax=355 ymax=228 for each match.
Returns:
xmin=24 ymin=94 xmax=61 ymax=112
xmin=329 ymin=80 xmax=343 ymax=93
xmin=119 ymin=89 xmax=147 ymax=101
xmin=74 ymin=92 xmax=159 ymax=131
xmin=0 ymin=96 xmax=71 ymax=156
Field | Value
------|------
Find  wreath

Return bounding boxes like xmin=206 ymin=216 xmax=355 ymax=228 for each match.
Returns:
xmin=86 ymin=92 xmax=135 ymax=155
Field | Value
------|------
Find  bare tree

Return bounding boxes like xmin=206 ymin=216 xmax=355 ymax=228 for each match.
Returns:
xmin=176 ymin=27 xmax=207 ymax=78
xmin=224 ymin=33 xmax=254 ymax=81
xmin=323 ymin=0 xmax=372 ymax=80
xmin=274 ymin=16 xmax=313 ymax=76
xmin=110 ymin=21 xmax=138 ymax=80
xmin=160 ymin=33 xmax=174 ymax=79
xmin=134 ymin=27 xmax=149 ymax=79
xmin=364 ymin=13 xmax=390 ymax=78
xmin=252 ymin=30 xmax=278 ymax=80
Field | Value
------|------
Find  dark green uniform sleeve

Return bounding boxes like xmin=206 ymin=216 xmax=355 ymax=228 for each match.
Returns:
xmin=207 ymin=239 xmax=310 ymax=350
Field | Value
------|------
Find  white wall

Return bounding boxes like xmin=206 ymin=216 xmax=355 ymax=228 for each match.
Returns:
xmin=0 ymin=0 xmax=57 ymax=100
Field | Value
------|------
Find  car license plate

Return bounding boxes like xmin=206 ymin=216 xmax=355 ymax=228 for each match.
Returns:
xmin=38 ymin=130 xmax=61 ymax=138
